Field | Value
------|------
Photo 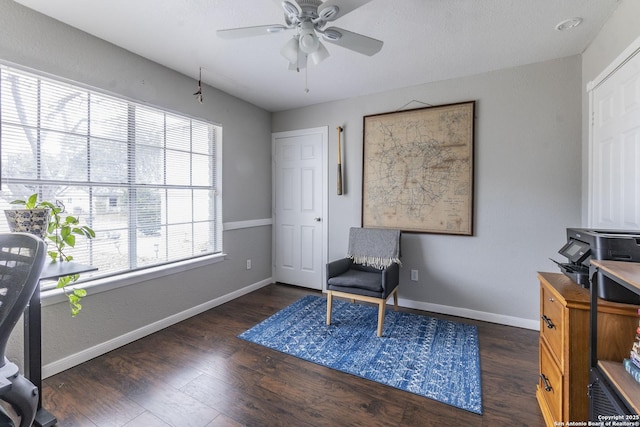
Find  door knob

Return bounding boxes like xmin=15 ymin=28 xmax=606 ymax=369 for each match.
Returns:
xmin=314 ymin=217 xmax=321 ymax=222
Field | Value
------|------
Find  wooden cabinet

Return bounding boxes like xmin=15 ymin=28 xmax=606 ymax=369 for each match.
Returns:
xmin=536 ymin=272 xmax=639 ymax=426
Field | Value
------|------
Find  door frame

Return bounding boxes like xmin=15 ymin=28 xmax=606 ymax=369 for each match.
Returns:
xmin=587 ymin=35 xmax=640 ymax=227
xmin=272 ymin=126 xmax=329 ymax=290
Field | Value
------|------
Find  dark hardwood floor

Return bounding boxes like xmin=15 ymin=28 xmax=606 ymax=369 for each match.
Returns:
xmin=42 ymin=283 xmax=545 ymax=426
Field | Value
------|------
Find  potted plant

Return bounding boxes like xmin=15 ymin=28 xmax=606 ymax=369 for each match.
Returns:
xmin=6 ymin=193 xmax=96 ymax=316
xmin=4 ymin=199 xmax=50 ymax=239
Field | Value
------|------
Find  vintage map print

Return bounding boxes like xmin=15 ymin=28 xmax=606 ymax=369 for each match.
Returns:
xmin=362 ymin=101 xmax=475 ymax=235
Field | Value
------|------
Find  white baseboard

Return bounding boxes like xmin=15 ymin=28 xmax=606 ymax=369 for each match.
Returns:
xmin=42 ymin=277 xmax=273 ymax=379
xmin=397 ymin=296 xmax=540 ymax=331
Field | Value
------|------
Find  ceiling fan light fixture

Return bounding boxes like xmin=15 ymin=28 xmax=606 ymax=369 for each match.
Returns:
xmin=299 ymin=32 xmax=319 ymax=53
xmin=287 ymin=48 xmax=307 ymax=72
xmin=298 ymin=21 xmax=319 ymax=54
xmin=309 ymin=41 xmax=330 ymax=65
xmin=281 ymin=36 xmax=300 ymax=63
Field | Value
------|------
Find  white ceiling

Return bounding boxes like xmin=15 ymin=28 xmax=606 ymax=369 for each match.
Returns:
xmin=14 ymin=0 xmax=620 ymax=112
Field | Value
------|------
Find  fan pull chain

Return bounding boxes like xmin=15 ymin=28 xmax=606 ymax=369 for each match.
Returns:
xmin=305 ymin=66 xmax=309 ymax=93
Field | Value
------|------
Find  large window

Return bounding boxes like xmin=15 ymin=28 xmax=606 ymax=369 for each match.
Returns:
xmin=0 ymin=64 xmax=222 ymax=284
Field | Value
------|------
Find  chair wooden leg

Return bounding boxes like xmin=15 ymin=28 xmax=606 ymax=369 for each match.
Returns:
xmin=377 ymin=300 xmax=386 ymax=337
xmin=393 ymin=288 xmax=399 ymax=311
xmin=326 ymin=291 xmax=333 ymax=325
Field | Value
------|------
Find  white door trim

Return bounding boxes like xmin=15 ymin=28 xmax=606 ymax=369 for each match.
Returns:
xmin=587 ymin=35 xmax=640 ymax=227
xmin=587 ymin=35 xmax=640 ymax=92
xmin=272 ymin=126 xmax=328 ymax=290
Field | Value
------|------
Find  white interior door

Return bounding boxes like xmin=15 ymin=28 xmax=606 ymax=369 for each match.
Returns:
xmin=273 ymin=127 xmax=327 ymax=290
xmin=589 ymin=40 xmax=640 ymax=229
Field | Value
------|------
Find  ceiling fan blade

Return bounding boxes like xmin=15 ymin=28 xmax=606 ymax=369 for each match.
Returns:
xmin=322 ymin=27 xmax=383 ymax=56
xmin=217 ymin=24 xmax=288 ymax=39
xmin=318 ymin=0 xmax=373 ymax=22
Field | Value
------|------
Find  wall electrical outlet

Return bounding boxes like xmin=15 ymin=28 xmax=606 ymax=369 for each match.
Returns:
xmin=410 ymin=269 xmax=419 ymax=281
xmin=246 ymin=259 xmax=252 ymax=270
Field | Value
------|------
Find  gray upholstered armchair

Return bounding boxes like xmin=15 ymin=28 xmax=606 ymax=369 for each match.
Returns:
xmin=326 ymin=227 xmax=401 ymax=337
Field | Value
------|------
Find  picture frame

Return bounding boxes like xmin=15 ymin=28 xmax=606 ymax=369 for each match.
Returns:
xmin=362 ymin=101 xmax=475 ymax=235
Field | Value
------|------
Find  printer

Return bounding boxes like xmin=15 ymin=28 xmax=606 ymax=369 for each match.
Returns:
xmin=555 ymin=228 xmax=640 ymax=304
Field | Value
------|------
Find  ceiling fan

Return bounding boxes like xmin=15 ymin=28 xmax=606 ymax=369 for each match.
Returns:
xmin=217 ymin=0 xmax=383 ymax=71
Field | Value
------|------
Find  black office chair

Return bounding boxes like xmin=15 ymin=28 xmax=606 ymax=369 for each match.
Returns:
xmin=0 ymin=233 xmax=47 ymax=427
xmin=326 ymin=227 xmax=401 ymax=337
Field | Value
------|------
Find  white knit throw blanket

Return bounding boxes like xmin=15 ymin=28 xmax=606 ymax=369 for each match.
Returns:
xmin=347 ymin=227 xmax=401 ymax=269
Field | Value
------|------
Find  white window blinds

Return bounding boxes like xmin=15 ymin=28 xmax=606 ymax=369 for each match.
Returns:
xmin=0 ymin=64 xmax=222 ymax=282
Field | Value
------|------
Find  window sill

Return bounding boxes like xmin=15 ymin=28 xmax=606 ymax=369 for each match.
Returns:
xmin=41 ymin=253 xmax=227 ymax=307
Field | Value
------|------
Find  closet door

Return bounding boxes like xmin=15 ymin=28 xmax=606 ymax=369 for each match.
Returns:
xmin=272 ymin=127 xmax=327 ymax=290
xmin=589 ymin=44 xmax=640 ymax=229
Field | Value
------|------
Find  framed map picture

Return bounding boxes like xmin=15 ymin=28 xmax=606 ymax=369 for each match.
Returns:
xmin=362 ymin=101 xmax=475 ymax=235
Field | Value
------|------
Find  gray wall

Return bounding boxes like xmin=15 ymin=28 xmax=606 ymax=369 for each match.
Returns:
xmin=580 ymin=0 xmax=640 ymax=223
xmin=273 ymin=55 xmax=583 ymax=327
xmin=1 ymin=0 xmax=273 ymax=371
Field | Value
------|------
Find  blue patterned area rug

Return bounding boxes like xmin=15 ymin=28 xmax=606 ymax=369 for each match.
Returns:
xmin=238 ymin=295 xmax=482 ymax=414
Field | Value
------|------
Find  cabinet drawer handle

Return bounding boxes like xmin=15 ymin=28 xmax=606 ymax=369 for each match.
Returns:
xmin=540 ymin=373 xmax=553 ymax=392
xmin=541 ymin=314 xmax=555 ymax=329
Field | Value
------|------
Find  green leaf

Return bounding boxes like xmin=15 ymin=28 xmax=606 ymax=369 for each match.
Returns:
xmin=64 ymin=234 xmax=76 ymax=247
xmin=56 ymin=276 xmax=71 ymax=288
xmin=56 ymin=274 xmax=79 ymax=288
xmin=69 ymin=298 xmax=82 ymax=317
xmin=26 ymin=193 xmax=38 ymax=209
xmin=64 ymin=215 xmax=78 ymax=224
xmin=61 ymin=227 xmax=71 ymax=239
xmin=73 ymin=289 xmax=87 ymax=297
xmin=71 ymin=226 xmax=95 ymax=239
